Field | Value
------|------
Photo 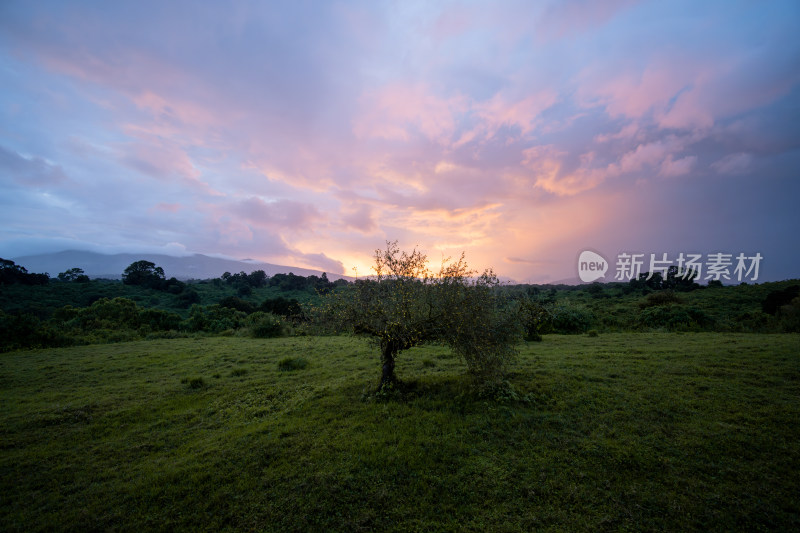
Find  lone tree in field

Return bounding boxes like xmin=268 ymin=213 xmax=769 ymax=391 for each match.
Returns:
xmin=315 ymin=242 xmax=521 ymax=389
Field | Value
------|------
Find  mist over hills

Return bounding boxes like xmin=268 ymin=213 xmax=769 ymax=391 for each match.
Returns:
xmin=9 ymin=250 xmax=352 ymax=282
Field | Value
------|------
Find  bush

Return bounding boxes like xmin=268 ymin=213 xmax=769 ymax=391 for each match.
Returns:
xmin=247 ymin=312 xmax=284 ymax=338
xmin=518 ymin=297 xmax=552 ymax=340
xmin=0 ymin=311 xmax=72 ymax=352
xmin=181 ymin=377 xmax=206 ymax=389
xmin=278 ymin=357 xmax=308 ymax=371
xmin=639 ymin=290 xmax=682 ymax=308
xmin=776 ymin=296 xmax=800 ymax=332
xmin=139 ymin=308 xmax=182 ymax=332
xmin=638 ymin=306 xmax=713 ymax=331
xmin=71 ymin=298 xmax=141 ymax=330
xmin=551 ymin=304 xmax=593 ymax=334
xmin=762 ymin=286 xmax=800 ymax=315
xmin=218 ymin=296 xmax=256 ymax=314
xmin=176 ymin=289 xmax=201 ymax=308
xmin=260 ymin=296 xmax=302 ymax=318
xmin=184 ymin=305 xmax=248 ymax=333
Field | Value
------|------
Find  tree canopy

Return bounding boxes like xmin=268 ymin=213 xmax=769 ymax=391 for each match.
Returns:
xmin=122 ymin=260 xmax=166 ymax=289
xmin=0 ymin=258 xmax=49 ymax=285
xmin=57 ymin=268 xmax=90 ymax=283
xmin=314 ymin=242 xmax=521 ymax=388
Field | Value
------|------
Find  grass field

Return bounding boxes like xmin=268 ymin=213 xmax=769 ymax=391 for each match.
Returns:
xmin=1 ymin=333 xmax=798 ymax=531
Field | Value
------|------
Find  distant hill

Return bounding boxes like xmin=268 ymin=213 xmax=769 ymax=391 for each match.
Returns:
xmin=10 ymin=250 xmax=352 ymax=281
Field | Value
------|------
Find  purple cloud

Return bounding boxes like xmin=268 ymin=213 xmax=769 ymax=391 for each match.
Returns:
xmin=0 ymin=0 xmax=798 ymax=281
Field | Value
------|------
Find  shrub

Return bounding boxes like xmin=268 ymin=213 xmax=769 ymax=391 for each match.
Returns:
xmin=278 ymin=357 xmax=309 ymax=371
xmin=184 ymin=305 xmax=248 ymax=333
xmin=638 ymin=306 xmax=713 ymax=331
xmin=518 ymin=297 xmax=552 ymax=340
xmin=762 ymin=285 xmax=800 ymax=315
xmin=551 ymin=304 xmax=593 ymax=334
xmin=260 ymin=296 xmax=303 ymax=318
xmin=181 ymin=377 xmax=206 ymax=389
xmin=0 ymin=311 xmax=72 ymax=352
xmin=73 ymin=298 xmax=141 ymax=330
xmin=247 ymin=312 xmax=284 ymax=338
xmin=219 ymin=296 xmax=256 ymax=314
xmin=639 ymin=290 xmax=682 ymax=308
xmin=176 ymin=289 xmax=201 ymax=308
xmin=139 ymin=308 xmax=182 ymax=332
xmin=776 ymin=296 xmax=800 ymax=332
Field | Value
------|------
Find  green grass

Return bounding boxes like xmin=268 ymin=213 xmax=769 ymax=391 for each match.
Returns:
xmin=1 ymin=333 xmax=798 ymax=531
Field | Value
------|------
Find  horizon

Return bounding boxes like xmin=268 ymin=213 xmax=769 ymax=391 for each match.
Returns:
xmin=1 ymin=1 xmax=799 ymax=283
xmin=6 ymin=248 xmax=798 ymax=286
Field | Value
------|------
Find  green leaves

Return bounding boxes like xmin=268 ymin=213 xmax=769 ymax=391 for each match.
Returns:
xmin=312 ymin=242 xmax=522 ymax=384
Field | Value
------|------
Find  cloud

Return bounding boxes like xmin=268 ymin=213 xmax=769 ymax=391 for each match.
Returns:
xmin=236 ymin=197 xmax=325 ymax=231
xmin=1 ymin=1 xmax=798 ymax=282
xmin=472 ymin=90 xmax=560 ymax=138
xmin=118 ymin=138 xmax=201 ymax=183
xmin=711 ymin=152 xmax=754 ymax=175
xmin=659 ymin=155 xmax=697 ymax=177
xmin=151 ymin=202 xmax=182 ymax=213
xmin=0 ymin=145 xmax=68 ymax=186
xmin=340 ymin=204 xmax=377 ymax=234
xmin=289 ymin=250 xmax=345 ymax=275
xmin=523 ymin=145 xmax=612 ymax=196
xmin=353 ymin=83 xmax=468 ymax=143
xmin=535 ymin=0 xmax=639 ymax=42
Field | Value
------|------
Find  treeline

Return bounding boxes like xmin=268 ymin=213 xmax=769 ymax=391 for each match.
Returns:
xmin=0 ymin=294 xmax=309 ymax=352
xmin=219 ymin=270 xmax=346 ymax=295
xmin=513 ymin=274 xmax=800 ymax=337
xmin=2 ymin=256 xmax=799 ymax=353
xmin=1 ymin=259 xmax=49 ymax=285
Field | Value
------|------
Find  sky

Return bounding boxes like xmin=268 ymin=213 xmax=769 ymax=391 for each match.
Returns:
xmin=1 ymin=0 xmax=798 ymax=283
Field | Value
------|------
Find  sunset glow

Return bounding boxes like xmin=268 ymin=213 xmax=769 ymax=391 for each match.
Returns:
xmin=1 ymin=1 xmax=798 ymax=281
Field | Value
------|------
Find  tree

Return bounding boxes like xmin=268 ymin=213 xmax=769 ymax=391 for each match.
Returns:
xmin=58 ymin=267 xmax=90 ymax=282
xmin=247 ymin=270 xmax=268 ymax=288
xmin=314 ymin=242 xmax=521 ymax=389
xmin=0 ymin=258 xmax=49 ymax=285
xmin=122 ymin=260 xmax=166 ymax=289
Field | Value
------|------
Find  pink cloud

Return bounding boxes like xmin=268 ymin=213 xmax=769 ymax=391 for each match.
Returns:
xmin=711 ymin=152 xmax=753 ymax=175
xmin=473 ymin=90 xmax=559 ymax=137
xmin=536 ymin=0 xmax=639 ymax=42
xmin=523 ymin=145 xmax=612 ymax=196
xmin=577 ymin=62 xmax=692 ymax=122
xmin=618 ymin=136 xmax=691 ymax=174
xmin=594 ymin=122 xmax=641 ymax=143
xmin=340 ymin=204 xmax=377 ymax=234
xmin=659 ymin=155 xmax=697 ymax=177
xmin=152 ymin=202 xmax=182 ymax=213
xmin=132 ymin=90 xmax=225 ymax=131
xmin=236 ymin=197 xmax=325 ymax=231
xmin=118 ymin=137 xmax=202 ymax=184
xmin=353 ymin=83 xmax=468 ymax=143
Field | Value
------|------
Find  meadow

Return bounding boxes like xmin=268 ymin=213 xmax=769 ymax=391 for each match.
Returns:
xmin=2 ymin=333 xmax=798 ymax=531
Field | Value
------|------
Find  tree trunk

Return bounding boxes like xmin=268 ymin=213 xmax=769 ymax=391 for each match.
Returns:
xmin=379 ymin=339 xmax=397 ymax=389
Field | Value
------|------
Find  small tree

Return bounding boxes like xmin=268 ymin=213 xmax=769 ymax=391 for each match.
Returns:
xmin=314 ymin=242 xmax=521 ymax=389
